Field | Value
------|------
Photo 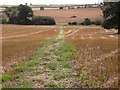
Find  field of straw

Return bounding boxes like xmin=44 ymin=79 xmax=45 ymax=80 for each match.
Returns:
xmin=1 ymin=8 xmax=118 ymax=88
xmin=33 ymin=8 xmax=103 ymax=24
xmin=2 ymin=25 xmax=118 ymax=88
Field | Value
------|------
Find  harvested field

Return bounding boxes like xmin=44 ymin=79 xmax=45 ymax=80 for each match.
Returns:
xmin=65 ymin=26 xmax=118 ymax=88
xmin=2 ymin=25 xmax=59 ymax=71
xmin=34 ymin=8 xmax=103 ymax=24
xmin=2 ymin=25 xmax=119 ymax=88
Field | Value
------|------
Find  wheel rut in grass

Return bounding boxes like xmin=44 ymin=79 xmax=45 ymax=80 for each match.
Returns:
xmin=26 ymin=26 xmax=78 ymax=88
xmin=27 ymin=40 xmax=77 ymax=88
xmin=2 ymin=26 xmax=118 ymax=88
xmin=2 ymin=26 xmax=78 ymax=88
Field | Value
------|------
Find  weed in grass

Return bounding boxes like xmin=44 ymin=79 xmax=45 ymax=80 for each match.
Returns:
xmin=10 ymin=80 xmax=32 ymax=88
xmin=32 ymin=70 xmax=42 ymax=75
xmin=61 ymin=61 xmax=71 ymax=68
xmin=44 ymin=82 xmax=58 ymax=88
xmin=44 ymin=82 xmax=65 ymax=88
xmin=2 ymin=82 xmax=11 ymax=88
xmin=31 ymin=48 xmax=45 ymax=60
xmin=14 ymin=65 xmax=25 ymax=72
xmin=45 ymin=62 xmax=57 ymax=70
xmin=55 ymin=83 xmax=66 ymax=88
xmin=78 ymin=65 xmax=100 ymax=88
xmin=56 ymin=43 xmax=76 ymax=61
xmin=12 ymin=74 xmax=20 ymax=80
xmin=42 ymin=40 xmax=53 ymax=48
xmin=53 ymin=73 xmax=65 ymax=81
xmin=79 ymin=73 xmax=84 ymax=81
xmin=18 ymin=80 xmax=32 ymax=88
xmin=27 ymin=60 xmax=39 ymax=67
xmin=3 ymin=77 xmax=32 ymax=88
xmin=2 ymin=73 xmax=12 ymax=82
xmin=15 ymin=63 xmax=37 ymax=72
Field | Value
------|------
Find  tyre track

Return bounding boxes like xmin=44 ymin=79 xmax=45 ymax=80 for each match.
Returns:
xmin=102 ymin=74 xmax=118 ymax=88
xmin=1 ymin=30 xmax=50 ymax=39
xmin=91 ymin=49 xmax=118 ymax=65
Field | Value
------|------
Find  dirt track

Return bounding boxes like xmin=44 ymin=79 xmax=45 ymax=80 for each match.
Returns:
xmin=2 ymin=25 xmax=119 ymax=88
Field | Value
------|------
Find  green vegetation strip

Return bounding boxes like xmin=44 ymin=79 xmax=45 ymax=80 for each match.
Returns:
xmin=2 ymin=26 xmax=78 ymax=88
xmin=2 ymin=26 xmax=103 ymax=88
xmin=2 ymin=40 xmax=77 ymax=88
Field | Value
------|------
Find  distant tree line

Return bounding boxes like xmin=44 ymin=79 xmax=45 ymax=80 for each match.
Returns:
xmin=68 ymin=18 xmax=102 ymax=26
xmin=1 ymin=4 xmax=56 ymax=25
xmin=32 ymin=16 xmax=56 ymax=25
xmin=68 ymin=1 xmax=119 ymax=34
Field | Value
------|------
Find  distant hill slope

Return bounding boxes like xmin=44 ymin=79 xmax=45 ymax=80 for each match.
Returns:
xmin=34 ymin=8 xmax=103 ymax=24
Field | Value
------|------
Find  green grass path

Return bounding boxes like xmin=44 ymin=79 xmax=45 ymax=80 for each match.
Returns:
xmin=2 ymin=26 xmax=78 ymax=88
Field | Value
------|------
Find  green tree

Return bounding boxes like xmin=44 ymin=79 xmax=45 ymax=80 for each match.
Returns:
xmin=4 ymin=7 xmax=18 ymax=24
xmin=17 ymin=4 xmax=33 ymax=25
xmin=80 ymin=18 xmax=92 ymax=25
xmin=32 ymin=16 xmax=56 ymax=25
xmin=101 ymin=2 xmax=120 ymax=34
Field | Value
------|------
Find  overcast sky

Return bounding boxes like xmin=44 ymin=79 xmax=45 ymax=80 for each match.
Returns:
xmin=0 ymin=0 xmax=103 ymax=5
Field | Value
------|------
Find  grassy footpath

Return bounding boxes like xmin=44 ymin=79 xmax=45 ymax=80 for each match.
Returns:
xmin=2 ymin=26 xmax=79 ymax=88
xmin=2 ymin=26 xmax=103 ymax=88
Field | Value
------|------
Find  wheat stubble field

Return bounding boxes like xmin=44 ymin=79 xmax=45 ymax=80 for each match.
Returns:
xmin=34 ymin=8 xmax=102 ymax=24
xmin=1 ymin=8 xmax=119 ymax=88
xmin=2 ymin=25 xmax=59 ymax=70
